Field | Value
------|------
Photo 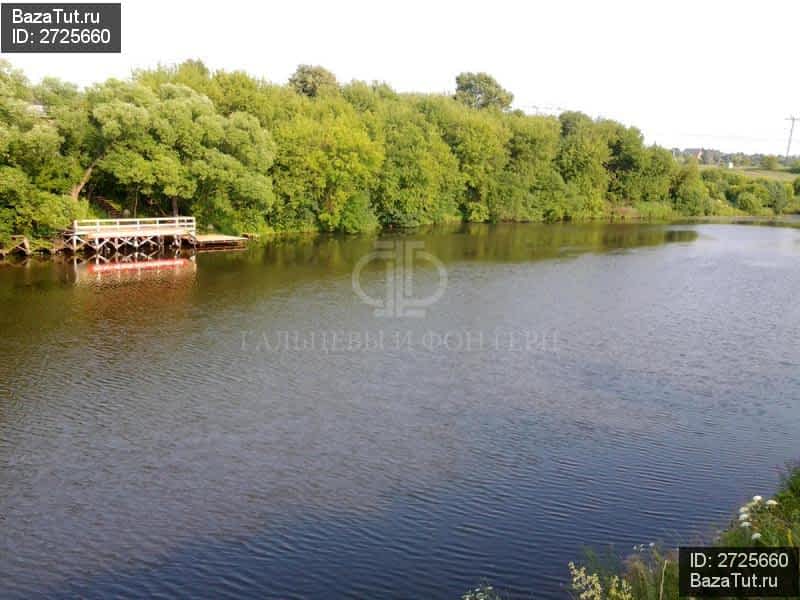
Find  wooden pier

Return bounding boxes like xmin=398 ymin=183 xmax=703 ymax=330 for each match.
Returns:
xmin=0 ymin=235 xmax=31 ymax=257
xmin=62 ymin=217 xmax=248 ymax=253
xmin=194 ymin=233 xmax=248 ymax=251
xmin=65 ymin=217 xmax=198 ymax=253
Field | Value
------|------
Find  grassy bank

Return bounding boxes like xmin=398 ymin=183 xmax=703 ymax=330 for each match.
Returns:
xmin=567 ymin=464 xmax=800 ymax=600
xmin=463 ymin=464 xmax=800 ymax=599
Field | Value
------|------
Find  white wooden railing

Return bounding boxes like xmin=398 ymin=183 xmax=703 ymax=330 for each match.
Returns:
xmin=72 ymin=217 xmax=197 ymax=236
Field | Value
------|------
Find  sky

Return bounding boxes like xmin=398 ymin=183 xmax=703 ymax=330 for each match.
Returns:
xmin=4 ymin=0 xmax=800 ymax=155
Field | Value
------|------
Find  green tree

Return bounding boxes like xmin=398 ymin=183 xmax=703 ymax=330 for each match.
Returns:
xmin=289 ymin=65 xmax=338 ymax=98
xmin=0 ymin=61 xmax=90 ymax=238
xmin=271 ymin=97 xmax=382 ymax=232
xmin=79 ymin=80 xmax=275 ymax=232
xmin=556 ymin=111 xmax=610 ymax=216
xmin=454 ymin=72 xmax=513 ymax=111
xmin=736 ymin=191 xmax=761 ymax=214
xmin=372 ymin=100 xmax=461 ymax=227
xmin=760 ymin=154 xmax=779 ymax=170
xmin=671 ymin=160 xmax=712 ymax=216
xmin=496 ymin=112 xmax=564 ymax=221
xmin=418 ymin=95 xmax=510 ymax=221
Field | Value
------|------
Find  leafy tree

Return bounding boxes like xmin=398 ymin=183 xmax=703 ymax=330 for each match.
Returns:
xmin=736 ymin=191 xmax=761 ymax=214
xmin=270 ymin=96 xmax=382 ymax=232
xmin=556 ymin=111 xmax=610 ymax=216
xmin=760 ymin=154 xmax=780 ymax=170
xmin=0 ymin=61 xmax=91 ymax=238
xmin=671 ymin=160 xmax=712 ymax=216
xmin=495 ymin=113 xmax=564 ymax=221
xmin=289 ymin=65 xmax=338 ymax=98
xmin=639 ymin=146 xmax=676 ymax=203
xmin=418 ymin=95 xmax=510 ymax=221
xmin=454 ymin=72 xmax=513 ymax=111
xmin=373 ymin=100 xmax=461 ymax=227
xmin=762 ymin=180 xmax=790 ymax=214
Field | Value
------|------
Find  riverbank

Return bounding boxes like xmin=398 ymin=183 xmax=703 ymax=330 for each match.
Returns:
xmin=565 ymin=464 xmax=800 ymax=600
xmin=462 ymin=463 xmax=800 ymax=600
xmin=462 ymin=464 xmax=800 ymax=599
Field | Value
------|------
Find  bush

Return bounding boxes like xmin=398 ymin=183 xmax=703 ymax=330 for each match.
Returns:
xmin=338 ymin=192 xmax=379 ymax=233
xmin=736 ymin=191 xmax=762 ymax=214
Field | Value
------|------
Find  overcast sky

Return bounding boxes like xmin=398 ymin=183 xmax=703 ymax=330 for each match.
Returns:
xmin=6 ymin=0 xmax=799 ymax=154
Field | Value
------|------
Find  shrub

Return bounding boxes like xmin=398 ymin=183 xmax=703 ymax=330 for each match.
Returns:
xmin=736 ymin=191 xmax=762 ymax=214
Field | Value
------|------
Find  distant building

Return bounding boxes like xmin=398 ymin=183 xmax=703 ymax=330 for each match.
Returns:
xmin=25 ymin=103 xmax=47 ymax=117
xmin=684 ymin=148 xmax=704 ymax=161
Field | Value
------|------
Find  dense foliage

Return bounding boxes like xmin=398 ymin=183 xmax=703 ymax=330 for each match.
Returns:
xmin=1 ymin=59 xmax=797 ymax=241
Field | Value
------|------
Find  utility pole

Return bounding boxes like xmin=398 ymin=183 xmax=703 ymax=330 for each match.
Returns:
xmin=786 ymin=116 xmax=798 ymax=160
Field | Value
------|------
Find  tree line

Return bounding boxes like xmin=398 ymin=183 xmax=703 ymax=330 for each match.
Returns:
xmin=1 ymin=59 xmax=798 ymax=241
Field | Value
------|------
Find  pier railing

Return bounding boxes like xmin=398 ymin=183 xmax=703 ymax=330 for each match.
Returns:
xmin=71 ymin=217 xmax=197 ymax=236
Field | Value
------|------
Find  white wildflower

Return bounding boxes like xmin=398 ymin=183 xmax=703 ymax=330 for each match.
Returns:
xmin=751 ymin=533 xmax=762 ymax=541
xmin=739 ymin=506 xmax=749 ymax=513
xmin=740 ymin=521 xmax=751 ymax=528
xmin=569 ymin=562 xmax=604 ymax=600
xmin=752 ymin=495 xmax=763 ymax=503
xmin=766 ymin=499 xmax=778 ymax=507
xmin=738 ymin=513 xmax=750 ymax=521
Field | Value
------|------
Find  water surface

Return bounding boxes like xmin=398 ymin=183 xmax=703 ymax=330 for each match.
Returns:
xmin=1 ymin=223 xmax=799 ymax=598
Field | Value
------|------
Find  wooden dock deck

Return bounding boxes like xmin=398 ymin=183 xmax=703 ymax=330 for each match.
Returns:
xmin=65 ymin=217 xmax=198 ymax=253
xmin=194 ymin=234 xmax=248 ymax=250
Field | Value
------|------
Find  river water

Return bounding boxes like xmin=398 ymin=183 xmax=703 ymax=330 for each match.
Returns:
xmin=1 ymin=223 xmax=799 ymax=598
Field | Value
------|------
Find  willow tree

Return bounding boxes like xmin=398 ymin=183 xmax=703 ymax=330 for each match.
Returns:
xmin=0 ymin=61 xmax=88 ymax=238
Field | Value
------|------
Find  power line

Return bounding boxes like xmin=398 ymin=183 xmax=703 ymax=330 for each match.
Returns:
xmin=786 ymin=116 xmax=798 ymax=160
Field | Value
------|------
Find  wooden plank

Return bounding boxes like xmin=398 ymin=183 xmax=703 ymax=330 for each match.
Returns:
xmin=194 ymin=234 xmax=248 ymax=249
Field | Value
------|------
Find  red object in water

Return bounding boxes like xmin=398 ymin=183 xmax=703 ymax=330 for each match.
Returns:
xmin=87 ymin=258 xmax=191 ymax=273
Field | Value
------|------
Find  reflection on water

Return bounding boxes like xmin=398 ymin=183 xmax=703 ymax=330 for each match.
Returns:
xmin=1 ymin=223 xmax=799 ymax=599
xmin=71 ymin=253 xmax=197 ymax=286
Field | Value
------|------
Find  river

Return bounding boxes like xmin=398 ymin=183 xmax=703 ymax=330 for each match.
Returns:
xmin=1 ymin=223 xmax=799 ymax=598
